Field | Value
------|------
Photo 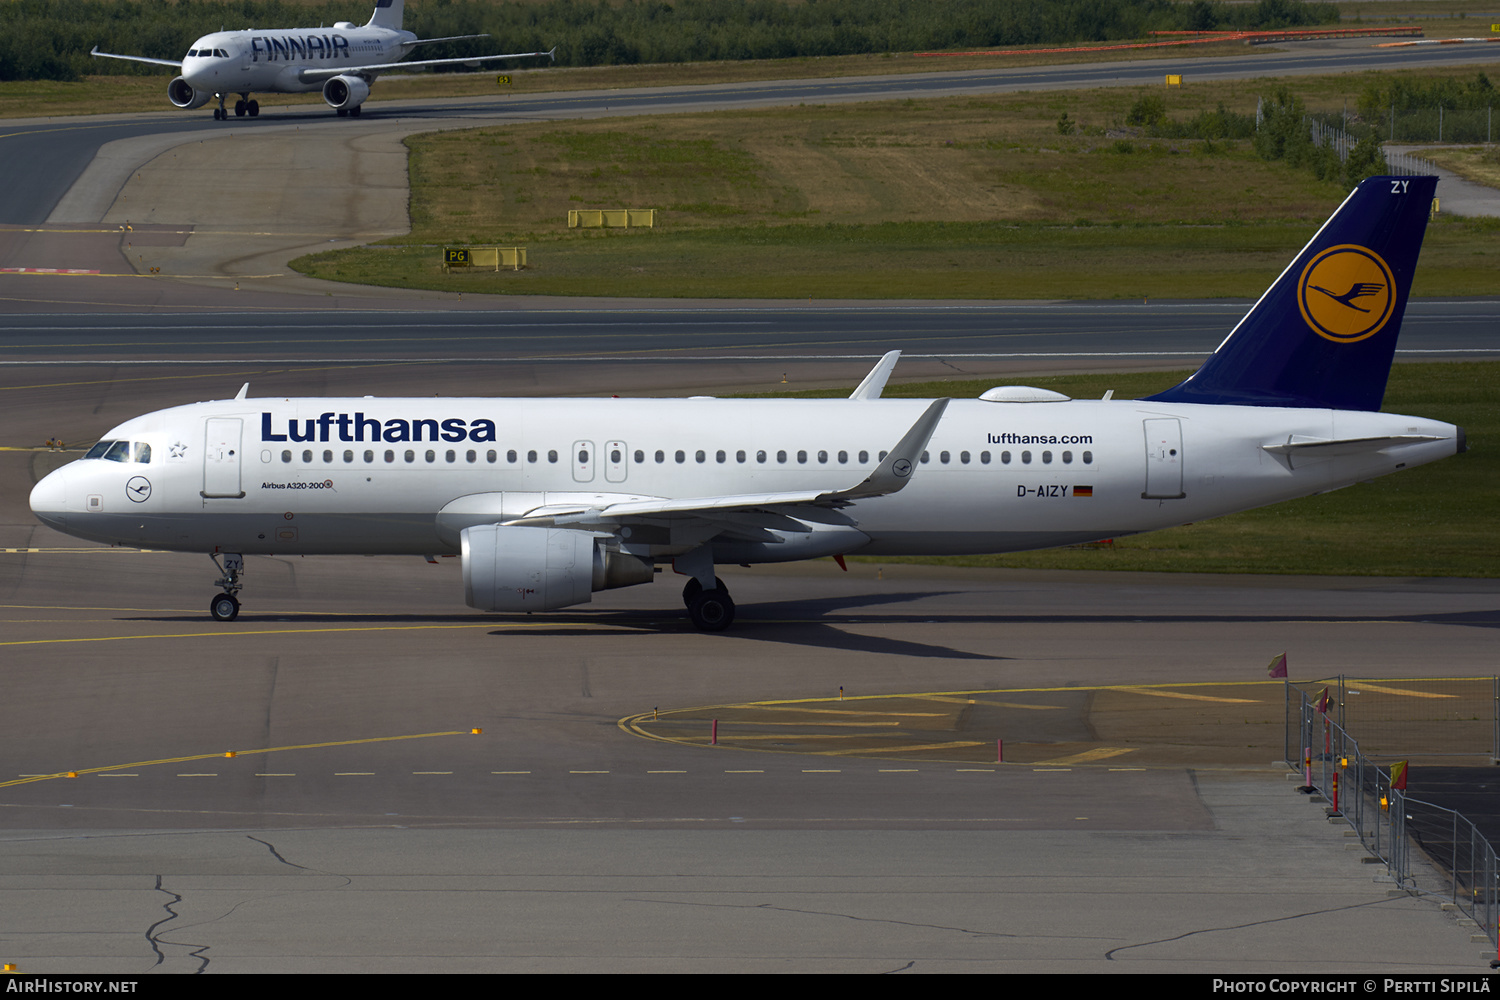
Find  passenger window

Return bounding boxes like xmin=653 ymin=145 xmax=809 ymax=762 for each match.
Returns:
xmin=817 ymin=450 xmax=827 ymax=463
xmin=1083 ymin=451 xmax=1093 ymax=464
xmin=736 ymin=450 xmax=746 ymax=463
xmin=323 ymin=450 xmax=333 ymax=463
xmin=527 ymin=451 xmax=537 ymax=463
xmin=695 ymin=450 xmax=706 ymax=463
xmin=487 ymin=450 xmax=497 ymax=463
xmin=282 ymin=450 xmax=292 ymax=463
xmin=547 ymin=450 xmax=558 ymax=464
xmin=980 ymin=451 xmax=991 ymax=464
xmin=425 ymin=450 xmax=436 ymax=463
xmin=1042 ymin=451 xmax=1052 ymax=464
xmin=404 ymin=450 xmax=415 ymax=463
xmin=303 ymin=450 xmax=313 ymax=463
xmin=385 ymin=450 xmax=395 ymax=463
xmin=634 ymin=450 xmax=644 ymax=464
xmin=1021 ymin=451 xmax=1032 ymax=464
xmin=344 ymin=450 xmax=354 ymax=463
xmin=797 ymin=451 xmax=807 ymax=464
xmin=858 ymin=451 xmax=868 ymax=463
xmin=776 ymin=450 xmax=786 ymax=463
xmin=1062 ymin=451 xmax=1072 ymax=464
xmin=675 ymin=450 xmax=686 ymax=464
xmin=655 ymin=450 xmax=665 ymax=463
xmin=939 ymin=451 xmax=950 ymax=464
xmin=756 ymin=450 xmax=766 ymax=464
xmin=960 ymin=451 xmax=970 ymax=464
xmin=837 ymin=451 xmax=847 ymax=464
xmin=1001 ymin=451 xmax=1011 ymax=464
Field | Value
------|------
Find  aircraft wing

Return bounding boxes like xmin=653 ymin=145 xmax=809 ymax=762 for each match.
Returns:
xmin=402 ymin=35 xmax=491 ymax=49
xmin=508 ymin=398 xmax=950 ymax=529
xmin=297 ymin=46 xmax=555 ymax=83
xmin=91 ymin=47 xmax=183 ymax=70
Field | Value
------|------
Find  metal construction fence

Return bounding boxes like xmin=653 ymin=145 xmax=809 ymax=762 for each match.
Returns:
xmin=1305 ymin=117 xmax=1441 ymax=177
xmin=1308 ymin=107 xmax=1497 ymax=145
xmin=1290 ymin=678 xmax=1500 ymax=947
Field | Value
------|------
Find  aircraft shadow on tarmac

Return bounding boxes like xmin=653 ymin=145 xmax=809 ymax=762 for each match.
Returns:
xmin=117 ymin=597 xmax=1497 ymax=662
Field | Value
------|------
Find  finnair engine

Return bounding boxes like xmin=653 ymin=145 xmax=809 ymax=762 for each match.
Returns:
xmin=461 ymin=525 xmax=654 ymax=612
xmin=168 ymin=77 xmax=212 ymax=110
xmin=322 ymin=75 xmax=370 ymax=111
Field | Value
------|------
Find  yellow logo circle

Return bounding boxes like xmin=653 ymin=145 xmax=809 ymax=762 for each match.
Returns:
xmin=1297 ymin=245 xmax=1395 ymax=343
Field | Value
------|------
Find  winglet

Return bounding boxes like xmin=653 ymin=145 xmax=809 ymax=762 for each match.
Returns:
xmin=234 ymin=383 xmax=249 ymax=401
xmin=849 ymin=351 xmax=901 ymax=400
xmin=547 ymin=46 xmax=558 ymax=62
xmin=825 ymin=398 xmax=949 ymax=501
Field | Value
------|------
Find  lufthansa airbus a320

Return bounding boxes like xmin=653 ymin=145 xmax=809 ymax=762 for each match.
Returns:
xmin=30 ymin=177 xmax=1464 ymax=631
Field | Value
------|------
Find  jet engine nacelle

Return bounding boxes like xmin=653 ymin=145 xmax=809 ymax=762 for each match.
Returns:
xmin=168 ymin=77 xmax=212 ymax=110
xmin=461 ymin=524 xmax=654 ymax=613
xmin=322 ymin=75 xmax=370 ymax=111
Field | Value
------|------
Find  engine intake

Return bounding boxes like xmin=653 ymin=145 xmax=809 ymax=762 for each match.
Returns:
xmin=168 ymin=77 xmax=211 ymax=110
xmin=322 ymin=75 xmax=370 ymax=111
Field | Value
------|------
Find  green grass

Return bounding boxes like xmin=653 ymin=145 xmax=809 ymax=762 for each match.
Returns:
xmin=293 ymin=214 xmax=1499 ymax=300
xmin=292 ymin=77 xmax=1500 ymax=299
xmin=767 ymin=363 xmax=1493 ymax=577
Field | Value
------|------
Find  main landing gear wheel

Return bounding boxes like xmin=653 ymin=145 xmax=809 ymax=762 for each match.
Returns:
xmin=210 ymin=593 xmax=240 ymax=621
xmin=681 ymin=576 xmax=726 ymax=607
xmin=688 ymin=588 xmax=735 ymax=632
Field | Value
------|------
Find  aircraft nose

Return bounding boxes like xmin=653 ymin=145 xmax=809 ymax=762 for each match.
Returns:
xmin=29 ymin=466 xmax=70 ymax=530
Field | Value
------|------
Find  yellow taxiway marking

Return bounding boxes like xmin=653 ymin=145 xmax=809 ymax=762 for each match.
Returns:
xmin=920 ymin=695 xmax=1066 ymax=710
xmin=0 ymin=622 xmax=534 ymax=648
xmin=0 ymin=730 xmax=471 ymax=788
xmin=724 ymin=705 xmax=945 ymax=718
xmin=1347 ymin=682 xmax=1457 ymax=699
xmin=1103 ymin=686 xmax=1257 ymax=704
xmin=865 ymin=742 xmax=991 ymax=753
xmin=694 ymin=720 xmax=903 ymax=728
xmin=1036 ymin=748 xmax=1137 ymax=765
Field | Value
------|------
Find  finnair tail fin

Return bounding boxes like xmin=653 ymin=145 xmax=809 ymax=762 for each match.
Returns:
xmin=1146 ymin=175 xmax=1436 ymax=411
xmin=368 ymin=0 xmax=404 ymax=30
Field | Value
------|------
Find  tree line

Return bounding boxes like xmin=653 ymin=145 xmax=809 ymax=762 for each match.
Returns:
xmin=1 ymin=0 xmax=1339 ymax=82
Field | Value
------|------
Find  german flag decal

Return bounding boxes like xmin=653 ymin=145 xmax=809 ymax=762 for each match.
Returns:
xmin=1073 ymin=485 xmax=1093 ymax=497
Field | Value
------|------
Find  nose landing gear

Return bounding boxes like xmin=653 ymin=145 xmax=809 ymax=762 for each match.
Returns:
xmin=209 ymin=552 xmax=244 ymax=621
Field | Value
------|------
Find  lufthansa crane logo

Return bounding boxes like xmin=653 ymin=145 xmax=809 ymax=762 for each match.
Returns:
xmin=126 ymin=476 xmax=151 ymax=503
xmin=1297 ymin=244 xmax=1396 ymax=344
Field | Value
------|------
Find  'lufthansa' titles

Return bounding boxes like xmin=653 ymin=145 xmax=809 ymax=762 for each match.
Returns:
xmin=261 ymin=412 xmax=498 ymax=444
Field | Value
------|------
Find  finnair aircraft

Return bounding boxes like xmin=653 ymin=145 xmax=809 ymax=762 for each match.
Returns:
xmin=91 ymin=0 xmax=553 ymax=120
xmin=31 ymin=176 xmax=1463 ymax=631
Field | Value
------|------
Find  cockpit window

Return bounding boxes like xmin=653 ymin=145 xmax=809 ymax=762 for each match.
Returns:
xmin=85 ymin=440 xmax=151 ymax=463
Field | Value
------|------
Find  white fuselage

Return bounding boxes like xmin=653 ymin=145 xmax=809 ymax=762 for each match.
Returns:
xmin=180 ymin=25 xmax=411 ymax=96
xmin=29 ymin=395 xmax=1461 ymax=562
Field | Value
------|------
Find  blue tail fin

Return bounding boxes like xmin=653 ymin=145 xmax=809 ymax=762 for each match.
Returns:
xmin=1146 ymin=175 xmax=1436 ymax=411
xmin=368 ymin=0 xmax=404 ymax=30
